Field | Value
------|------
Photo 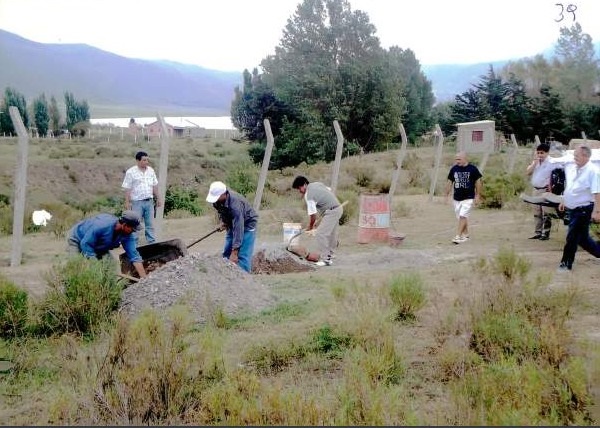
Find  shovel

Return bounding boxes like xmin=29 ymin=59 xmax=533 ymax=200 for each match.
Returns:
xmin=186 ymin=227 xmax=221 ymax=249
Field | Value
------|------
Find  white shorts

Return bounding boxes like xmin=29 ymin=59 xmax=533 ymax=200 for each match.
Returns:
xmin=453 ymin=199 xmax=474 ymax=219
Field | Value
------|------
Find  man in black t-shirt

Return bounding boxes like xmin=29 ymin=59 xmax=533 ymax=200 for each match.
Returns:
xmin=445 ymin=152 xmax=483 ymax=244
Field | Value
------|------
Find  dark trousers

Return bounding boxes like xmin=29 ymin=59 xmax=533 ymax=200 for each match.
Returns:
xmin=560 ymin=203 xmax=600 ymax=268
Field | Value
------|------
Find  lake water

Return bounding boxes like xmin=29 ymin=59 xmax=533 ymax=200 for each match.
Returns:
xmin=90 ymin=116 xmax=234 ymax=130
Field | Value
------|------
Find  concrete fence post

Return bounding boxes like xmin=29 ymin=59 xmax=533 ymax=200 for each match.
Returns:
xmin=508 ymin=134 xmax=519 ymax=174
xmin=331 ymin=120 xmax=344 ymax=194
xmin=155 ymin=114 xmax=171 ymax=240
xmin=9 ymin=106 xmax=29 ymax=267
xmin=253 ymin=119 xmax=275 ymax=212
xmin=428 ymin=124 xmax=444 ymax=202
xmin=389 ymin=123 xmax=408 ymax=199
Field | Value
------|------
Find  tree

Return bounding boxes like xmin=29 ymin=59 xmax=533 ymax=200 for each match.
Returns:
xmin=430 ymin=101 xmax=455 ymax=137
xmin=386 ymin=47 xmax=434 ymax=141
xmin=451 ymin=88 xmax=486 ymax=124
xmin=553 ymin=23 xmax=599 ymax=104
xmin=231 ymin=68 xmax=295 ymax=142
xmin=1 ymin=87 xmax=29 ymax=135
xmin=48 ymin=95 xmax=61 ymax=136
xmin=503 ymin=73 xmax=534 ymax=140
xmin=501 ymin=55 xmax=554 ymax=96
xmin=233 ymin=0 xmax=433 ymax=168
xmin=64 ymin=91 xmax=90 ymax=136
xmin=531 ymin=85 xmax=567 ymax=142
xmin=33 ymin=93 xmax=50 ymax=137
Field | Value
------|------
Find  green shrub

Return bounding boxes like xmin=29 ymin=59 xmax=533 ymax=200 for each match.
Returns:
xmin=0 ymin=276 xmax=29 ymax=338
xmin=470 ymin=312 xmax=539 ymax=362
xmin=32 ymin=257 xmax=123 ymax=336
xmin=480 ymin=173 xmax=527 ymax=209
xmin=0 ymin=205 xmax=12 ymax=235
xmin=243 ymin=339 xmax=308 ymax=375
xmin=226 ymin=161 xmax=258 ymax=196
xmin=309 ymin=325 xmax=353 ymax=358
xmin=164 ymin=185 xmax=204 ymax=216
xmin=403 ymin=152 xmax=428 ymax=190
xmin=388 ymin=273 xmax=426 ymax=321
xmin=92 ymin=309 xmax=225 ymax=424
xmin=491 ymin=246 xmax=531 ymax=282
xmin=351 ymin=165 xmax=375 ymax=188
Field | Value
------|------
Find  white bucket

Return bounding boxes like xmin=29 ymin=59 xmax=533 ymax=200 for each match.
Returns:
xmin=282 ymin=222 xmax=302 ymax=245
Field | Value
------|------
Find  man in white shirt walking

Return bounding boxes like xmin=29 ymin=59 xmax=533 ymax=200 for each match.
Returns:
xmin=557 ymin=145 xmax=600 ymax=272
xmin=526 ymin=143 xmax=555 ymax=240
xmin=122 ymin=151 xmax=161 ymax=244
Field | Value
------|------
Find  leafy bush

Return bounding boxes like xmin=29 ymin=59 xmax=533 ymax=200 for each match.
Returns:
xmin=92 ymin=309 xmax=225 ymax=424
xmin=164 ymin=185 xmax=205 ymax=216
xmin=226 ymin=161 xmax=258 ymax=196
xmin=0 ymin=276 xmax=29 ymax=338
xmin=352 ymin=165 xmax=375 ymax=188
xmin=32 ymin=257 xmax=123 ymax=336
xmin=480 ymin=173 xmax=527 ymax=209
xmin=388 ymin=273 xmax=426 ymax=321
xmin=309 ymin=325 xmax=353 ymax=358
xmin=0 ymin=205 xmax=11 ymax=235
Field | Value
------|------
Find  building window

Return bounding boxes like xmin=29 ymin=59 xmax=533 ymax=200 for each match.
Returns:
xmin=471 ymin=130 xmax=483 ymax=142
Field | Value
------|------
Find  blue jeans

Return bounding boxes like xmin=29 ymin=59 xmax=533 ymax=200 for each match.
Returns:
xmin=560 ymin=203 xmax=600 ymax=268
xmin=223 ymin=229 xmax=256 ymax=273
xmin=131 ymin=199 xmax=156 ymax=244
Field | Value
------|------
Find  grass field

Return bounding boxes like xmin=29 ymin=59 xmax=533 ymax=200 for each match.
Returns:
xmin=0 ymin=132 xmax=599 ymax=425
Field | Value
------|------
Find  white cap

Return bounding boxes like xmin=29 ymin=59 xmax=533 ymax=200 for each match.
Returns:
xmin=206 ymin=181 xmax=227 ymax=203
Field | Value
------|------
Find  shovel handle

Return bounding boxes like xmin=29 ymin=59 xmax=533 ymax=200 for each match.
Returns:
xmin=187 ymin=227 xmax=221 ymax=249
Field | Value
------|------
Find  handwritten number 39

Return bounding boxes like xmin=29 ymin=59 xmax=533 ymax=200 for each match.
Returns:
xmin=555 ymin=3 xmax=577 ymax=22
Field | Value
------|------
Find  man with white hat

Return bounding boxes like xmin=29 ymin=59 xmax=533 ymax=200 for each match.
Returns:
xmin=66 ymin=210 xmax=147 ymax=278
xmin=206 ymin=181 xmax=258 ymax=273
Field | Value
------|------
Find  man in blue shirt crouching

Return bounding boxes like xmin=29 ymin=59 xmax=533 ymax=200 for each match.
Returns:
xmin=67 ymin=210 xmax=147 ymax=278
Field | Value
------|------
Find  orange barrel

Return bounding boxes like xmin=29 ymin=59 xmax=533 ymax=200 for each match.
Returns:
xmin=357 ymin=194 xmax=390 ymax=243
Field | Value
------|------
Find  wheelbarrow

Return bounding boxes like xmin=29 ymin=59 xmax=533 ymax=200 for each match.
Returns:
xmin=119 ymin=227 xmax=220 ymax=279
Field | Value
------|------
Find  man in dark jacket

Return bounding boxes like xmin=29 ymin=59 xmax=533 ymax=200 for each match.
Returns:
xmin=67 ymin=210 xmax=147 ymax=278
xmin=206 ymin=181 xmax=258 ymax=273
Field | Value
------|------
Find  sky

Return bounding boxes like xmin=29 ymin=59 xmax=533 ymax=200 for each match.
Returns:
xmin=1 ymin=0 xmax=599 ymax=72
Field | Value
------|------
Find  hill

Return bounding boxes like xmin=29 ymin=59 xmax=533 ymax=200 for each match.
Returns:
xmin=0 ymin=29 xmax=241 ymax=117
xmin=2 ymin=29 xmax=599 ymax=114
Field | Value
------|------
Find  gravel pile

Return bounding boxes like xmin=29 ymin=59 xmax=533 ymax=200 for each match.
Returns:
xmin=119 ymin=252 xmax=278 ymax=323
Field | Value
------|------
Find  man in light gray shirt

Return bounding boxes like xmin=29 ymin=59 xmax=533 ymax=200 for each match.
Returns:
xmin=525 ymin=143 xmax=555 ymax=240
xmin=292 ymin=175 xmax=343 ymax=266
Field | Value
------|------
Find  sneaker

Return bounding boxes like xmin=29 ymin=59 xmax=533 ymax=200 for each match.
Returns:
xmin=460 ymin=235 xmax=470 ymax=241
xmin=538 ymin=234 xmax=550 ymax=241
xmin=452 ymin=235 xmax=462 ymax=244
xmin=557 ymin=262 xmax=571 ymax=273
xmin=315 ymin=259 xmax=333 ymax=267
xmin=529 ymin=234 xmax=542 ymax=240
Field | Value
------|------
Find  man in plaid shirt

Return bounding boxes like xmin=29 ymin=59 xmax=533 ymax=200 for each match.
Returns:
xmin=122 ymin=151 xmax=161 ymax=244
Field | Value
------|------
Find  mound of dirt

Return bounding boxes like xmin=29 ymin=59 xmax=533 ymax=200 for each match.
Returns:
xmin=251 ymin=245 xmax=316 ymax=274
xmin=119 ymin=253 xmax=277 ymax=322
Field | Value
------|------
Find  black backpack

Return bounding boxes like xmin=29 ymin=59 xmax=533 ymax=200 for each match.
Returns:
xmin=550 ymin=168 xmax=565 ymax=195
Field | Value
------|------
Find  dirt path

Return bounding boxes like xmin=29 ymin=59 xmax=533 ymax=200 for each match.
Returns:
xmin=1 ymin=194 xmax=598 ymax=338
